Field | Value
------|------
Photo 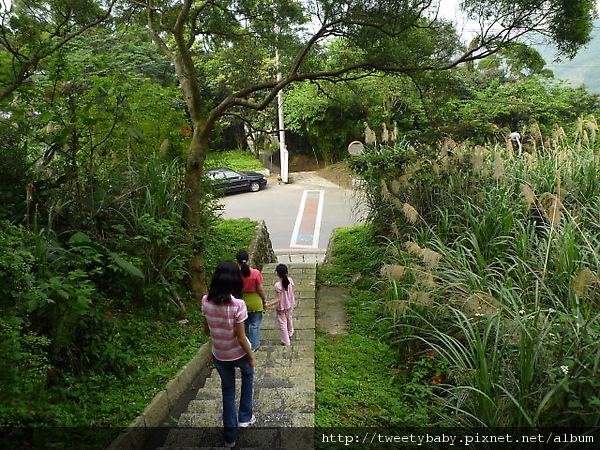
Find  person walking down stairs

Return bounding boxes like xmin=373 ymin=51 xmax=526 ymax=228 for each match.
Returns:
xmin=236 ymin=250 xmax=267 ymax=352
xmin=265 ymin=264 xmax=296 ymax=347
xmin=201 ymin=261 xmax=258 ymax=448
xmin=158 ymin=262 xmax=316 ymax=450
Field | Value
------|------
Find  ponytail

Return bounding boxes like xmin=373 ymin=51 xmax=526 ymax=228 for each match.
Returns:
xmin=236 ymin=250 xmax=251 ymax=278
xmin=276 ymin=264 xmax=290 ymax=291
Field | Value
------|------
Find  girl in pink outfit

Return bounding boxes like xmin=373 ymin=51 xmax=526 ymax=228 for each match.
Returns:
xmin=266 ymin=264 xmax=295 ymax=346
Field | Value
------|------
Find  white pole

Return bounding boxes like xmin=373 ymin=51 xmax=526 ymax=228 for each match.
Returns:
xmin=275 ymin=45 xmax=289 ymax=183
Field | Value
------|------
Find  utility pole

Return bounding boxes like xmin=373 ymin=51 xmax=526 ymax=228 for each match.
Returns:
xmin=275 ymin=34 xmax=289 ymax=183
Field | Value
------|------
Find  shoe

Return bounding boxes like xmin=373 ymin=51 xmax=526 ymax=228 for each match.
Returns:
xmin=224 ymin=441 xmax=236 ymax=448
xmin=288 ymin=331 xmax=294 ymax=338
xmin=238 ymin=414 xmax=256 ymax=428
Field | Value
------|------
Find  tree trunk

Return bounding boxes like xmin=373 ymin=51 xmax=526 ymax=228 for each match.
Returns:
xmin=188 ymin=250 xmax=207 ymax=303
xmin=183 ymin=127 xmax=210 ymax=302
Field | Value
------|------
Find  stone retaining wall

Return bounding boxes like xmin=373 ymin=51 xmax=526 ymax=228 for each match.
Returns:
xmin=247 ymin=220 xmax=277 ymax=270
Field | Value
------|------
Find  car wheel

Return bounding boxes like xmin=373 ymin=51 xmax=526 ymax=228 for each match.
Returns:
xmin=249 ymin=181 xmax=261 ymax=192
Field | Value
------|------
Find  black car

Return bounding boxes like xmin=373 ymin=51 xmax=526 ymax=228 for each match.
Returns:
xmin=204 ymin=167 xmax=268 ymax=194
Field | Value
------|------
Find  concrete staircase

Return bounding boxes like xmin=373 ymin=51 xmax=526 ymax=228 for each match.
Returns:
xmin=158 ymin=263 xmax=316 ymax=450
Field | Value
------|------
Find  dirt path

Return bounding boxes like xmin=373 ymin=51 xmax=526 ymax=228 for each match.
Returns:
xmin=316 ymin=286 xmax=350 ymax=335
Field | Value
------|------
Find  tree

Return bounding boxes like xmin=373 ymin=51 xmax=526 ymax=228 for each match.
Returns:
xmin=0 ymin=0 xmax=117 ymax=103
xmin=139 ymin=0 xmax=597 ymax=299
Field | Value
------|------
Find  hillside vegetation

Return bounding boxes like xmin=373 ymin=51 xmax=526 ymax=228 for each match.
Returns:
xmin=318 ymin=116 xmax=600 ymax=429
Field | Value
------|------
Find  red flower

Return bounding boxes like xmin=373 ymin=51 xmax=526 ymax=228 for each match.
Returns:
xmin=181 ymin=123 xmax=192 ymax=136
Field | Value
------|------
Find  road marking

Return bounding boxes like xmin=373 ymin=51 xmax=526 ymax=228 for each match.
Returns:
xmin=290 ymin=190 xmax=324 ymax=248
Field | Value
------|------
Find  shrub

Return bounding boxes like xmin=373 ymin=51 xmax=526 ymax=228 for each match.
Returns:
xmin=0 ymin=317 xmax=52 ymax=426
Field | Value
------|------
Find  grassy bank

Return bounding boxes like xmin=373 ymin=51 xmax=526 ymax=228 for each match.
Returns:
xmin=318 ymin=124 xmax=600 ymax=430
xmin=316 ymin=226 xmax=438 ymax=428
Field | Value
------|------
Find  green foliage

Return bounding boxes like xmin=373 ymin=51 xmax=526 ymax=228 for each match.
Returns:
xmin=204 ymin=149 xmax=266 ymax=172
xmin=203 ymin=219 xmax=259 ymax=274
xmin=316 ymin=224 xmax=434 ymax=427
xmin=317 ymin=225 xmax=385 ymax=286
xmin=284 ymin=39 xmax=599 ymax=156
xmin=348 ymin=116 xmax=600 ymax=428
xmin=284 ymin=80 xmax=367 ymax=163
xmin=0 ymin=212 xmax=253 ymax=430
xmin=0 ymin=221 xmax=36 ymax=308
xmin=0 ymin=307 xmax=206 ymax=438
xmin=315 ymin=333 xmax=431 ymax=427
xmin=447 ymin=75 xmax=599 ymax=142
xmin=284 ymin=73 xmax=430 ymax=163
xmin=392 ymin=304 xmax=600 ymax=428
xmin=0 ymin=0 xmax=113 ymax=102
xmin=0 ymin=122 xmax=30 ymax=221
xmin=0 ymin=317 xmax=51 ymax=426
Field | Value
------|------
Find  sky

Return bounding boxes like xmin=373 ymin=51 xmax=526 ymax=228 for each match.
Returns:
xmin=436 ymin=0 xmax=600 ymax=92
xmin=437 ymin=0 xmax=600 ymax=42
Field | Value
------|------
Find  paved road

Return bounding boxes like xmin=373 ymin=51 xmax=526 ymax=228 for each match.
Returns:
xmin=216 ymin=172 xmax=366 ymax=260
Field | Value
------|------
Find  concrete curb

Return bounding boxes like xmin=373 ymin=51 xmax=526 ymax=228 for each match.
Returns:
xmin=106 ymin=344 xmax=212 ymax=450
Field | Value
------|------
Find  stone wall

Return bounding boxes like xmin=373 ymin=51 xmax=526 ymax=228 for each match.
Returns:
xmin=247 ymin=220 xmax=277 ymax=270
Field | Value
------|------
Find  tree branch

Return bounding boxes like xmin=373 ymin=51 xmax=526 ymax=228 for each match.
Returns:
xmin=0 ymin=0 xmax=118 ymax=103
xmin=147 ymin=0 xmax=175 ymax=59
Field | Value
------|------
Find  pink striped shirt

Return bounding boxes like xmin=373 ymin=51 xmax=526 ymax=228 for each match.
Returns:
xmin=274 ymin=278 xmax=295 ymax=311
xmin=201 ymin=295 xmax=249 ymax=361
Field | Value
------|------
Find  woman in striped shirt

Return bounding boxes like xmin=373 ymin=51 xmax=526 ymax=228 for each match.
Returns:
xmin=202 ymin=260 xmax=257 ymax=447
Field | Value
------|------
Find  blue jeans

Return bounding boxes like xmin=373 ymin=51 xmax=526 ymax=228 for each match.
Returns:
xmin=212 ymin=354 xmax=254 ymax=444
xmin=244 ymin=311 xmax=263 ymax=351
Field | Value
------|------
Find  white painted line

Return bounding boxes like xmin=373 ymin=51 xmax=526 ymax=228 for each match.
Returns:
xmin=312 ymin=191 xmax=324 ymax=248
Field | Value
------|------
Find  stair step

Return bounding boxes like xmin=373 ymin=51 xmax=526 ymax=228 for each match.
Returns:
xmin=260 ymin=315 xmax=315 ymax=330
xmin=159 ymin=262 xmax=317 ymax=449
xmin=259 ymin=328 xmax=315 ymax=342
xmin=188 ymin=387 xmax=314 ymax=414
xmin=203 ymin=366 xmax=314 ymax=387
xmin=159 ymin=426 xmax=314 ymax=450
xmin=176 ymin=412 xmax=314 ymax=428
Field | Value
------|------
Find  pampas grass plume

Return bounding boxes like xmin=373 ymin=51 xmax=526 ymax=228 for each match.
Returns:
xmin=538 ymin=192 xmax=563 ymax=228
xmin=364 ymin=122 xmax=377 ymax=145
xmin=402 ymin=203 xmax=420 ymax=224
xmin=520 ymin=184 xmax=536 ymax=209
xmin=572 ymin=267 xmax=598 ymax=297
xmin=404 ymin=241 xmax=422 ymax=255
xmin=493 ymin=152 xmax=505 ymax=180
xmin=421 ymin=248 xmax=442 ymax=268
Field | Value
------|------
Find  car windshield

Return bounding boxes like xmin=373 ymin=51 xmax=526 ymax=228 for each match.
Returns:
xmin=222 ymin=170 xmax=241 ymax=180
xmin=207 ymin=169 xmax=240 ymax=180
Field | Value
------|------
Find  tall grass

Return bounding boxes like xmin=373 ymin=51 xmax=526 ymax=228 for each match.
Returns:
xmin=356 ymin=117 xmax=600 ymax=428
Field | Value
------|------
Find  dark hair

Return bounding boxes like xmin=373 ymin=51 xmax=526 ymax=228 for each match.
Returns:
xmin=207 ymin=260 xmax=243 ymax=304
xmin=236 ymin=249 xmax=251 ymax=278
xmin=276 ymin=263 xmax=290 ymax=291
